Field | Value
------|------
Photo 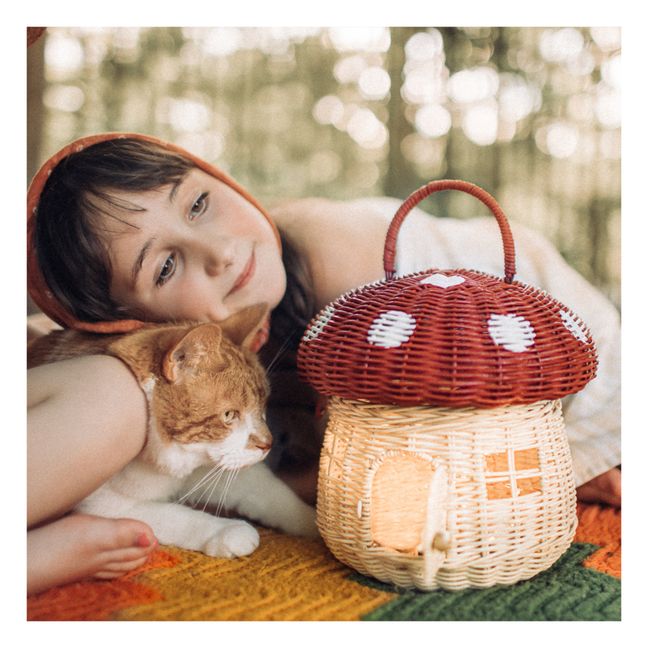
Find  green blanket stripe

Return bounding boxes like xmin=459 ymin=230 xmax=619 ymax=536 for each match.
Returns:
xmin=350 ymin=543 xmax=620 ymax=621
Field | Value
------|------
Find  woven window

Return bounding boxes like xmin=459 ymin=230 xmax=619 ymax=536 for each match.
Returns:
xmin=484 ymin=447 xmax=542 ymax=499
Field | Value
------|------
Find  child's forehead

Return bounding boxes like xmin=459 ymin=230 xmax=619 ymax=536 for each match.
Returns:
xmin=119 ymin=167 xmax=224 ymax=198
xmin=91 ymin=169 xmax=219 ymax=230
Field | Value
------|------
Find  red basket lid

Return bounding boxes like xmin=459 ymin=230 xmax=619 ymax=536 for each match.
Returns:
xmin=297 ymin=180 xmax=598 ymax=408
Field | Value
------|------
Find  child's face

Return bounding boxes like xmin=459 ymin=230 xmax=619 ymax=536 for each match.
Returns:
xmin=105 ymin=168 xmax=286 ymax=324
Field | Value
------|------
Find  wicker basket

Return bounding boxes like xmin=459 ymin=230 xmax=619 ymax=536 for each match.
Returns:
xmin=297 ymin=180 xmax=597 ymax=590
xmin=318 ymin=398 xmax=576 ymax=590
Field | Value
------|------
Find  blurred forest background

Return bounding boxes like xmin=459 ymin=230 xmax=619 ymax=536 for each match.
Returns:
xmin=27 ymin=26 xmax=621 ymax=307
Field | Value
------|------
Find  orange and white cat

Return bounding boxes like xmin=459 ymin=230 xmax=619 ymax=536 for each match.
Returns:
xmin=28 ymin=304 xmax=318 ymax=558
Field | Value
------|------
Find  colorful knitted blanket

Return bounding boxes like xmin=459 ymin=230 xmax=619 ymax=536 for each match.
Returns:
xmin=27 ymin=503 xmax=620 ymax=621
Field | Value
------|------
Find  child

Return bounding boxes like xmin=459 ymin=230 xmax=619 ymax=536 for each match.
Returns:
xmin=27 ymin=133 xmax=621 ymax=594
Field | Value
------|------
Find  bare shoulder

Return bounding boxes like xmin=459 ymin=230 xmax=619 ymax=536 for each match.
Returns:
xmin=269 ymin=197 xmax=399 ymax=307
xmin=27 ymin=353 xmax=146 ymax=419
xmin=269 ymin=196 xmax=391 ymax=237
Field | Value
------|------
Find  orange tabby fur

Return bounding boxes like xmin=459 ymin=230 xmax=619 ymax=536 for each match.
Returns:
xmin=27 ymin=304 xmax=319 ymax=556
xmin=28 ymin=305 xmax=272 ymax=452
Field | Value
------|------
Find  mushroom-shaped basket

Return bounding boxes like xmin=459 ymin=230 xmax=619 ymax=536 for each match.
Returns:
xmin=297 ymin=180 xmax=598 ymax=591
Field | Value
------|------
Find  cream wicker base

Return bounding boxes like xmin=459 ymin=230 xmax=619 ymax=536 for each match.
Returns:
xmin=317 ymin=398 xmax=577 ymax=590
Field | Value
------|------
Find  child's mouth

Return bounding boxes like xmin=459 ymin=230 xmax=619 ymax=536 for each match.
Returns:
xmin=228 ymin=249 xmax=256 ymax=296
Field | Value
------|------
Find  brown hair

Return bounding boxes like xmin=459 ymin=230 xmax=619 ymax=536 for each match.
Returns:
xmin=30 ymin=132 xmax=320 ymax=472
xmin=33 ymin=136 xmax=315 ymax=342
xmin=33 ymin=138 xmax=194 ymax=323
xmin=269 ymin=229 xmax=316 ymax=351
xmin=262 ymin=227 xmax=322 ymax=475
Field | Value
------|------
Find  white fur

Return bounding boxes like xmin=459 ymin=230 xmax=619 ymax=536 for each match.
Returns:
xmin=76 ymin=375 xmax=318 ymax=558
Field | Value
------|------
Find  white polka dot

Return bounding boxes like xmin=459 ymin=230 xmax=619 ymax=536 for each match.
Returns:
xmin=487 ymin=313 xmax=536 ymax=353
xmin=367 ymin=310 xmax=416 ymax=348
xmin=304 ymin=305 xmax=336 ymax=342
xmin=560 ymin=309 xmax=588 ymax=343
xmin=420 ymin=273 xmax=465 ymax=289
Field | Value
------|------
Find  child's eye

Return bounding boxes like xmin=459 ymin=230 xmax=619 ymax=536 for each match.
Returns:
xmin=189 ymin=192 xmax=209 ymax=220
xmin=156 ymin=254 xmax=176 ymax=286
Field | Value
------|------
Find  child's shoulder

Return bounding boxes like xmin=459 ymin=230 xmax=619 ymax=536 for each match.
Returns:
xmin=270 ymin=197 xmax=397 ymax=306
xmin=270 ymin=196 xmax=394 ymax=258
xmin=270 ymin=196 xmax=398 ymax=228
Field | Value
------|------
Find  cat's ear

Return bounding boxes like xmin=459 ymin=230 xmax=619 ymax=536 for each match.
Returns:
xmin=218 ymin=303 xmax=270 ymax=350
xmin=162 ymin=324 xmax=223 ymax=383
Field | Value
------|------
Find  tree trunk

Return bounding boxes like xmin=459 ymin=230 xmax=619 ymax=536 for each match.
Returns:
xmin=27 ymin=32 xmax=45 ymax=183
xmin=27 ymin=30 xmax=46 ymax=315
xmin=384 ymin=27 xmax=417 ymax=199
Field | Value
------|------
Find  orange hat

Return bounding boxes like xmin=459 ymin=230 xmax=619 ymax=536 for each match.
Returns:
xmin=27 ymin=132 xmax=280 ymax=348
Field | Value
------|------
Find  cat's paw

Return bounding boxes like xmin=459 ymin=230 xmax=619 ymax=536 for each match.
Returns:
xmin=204 ymin=521 xmax=260 ymax=558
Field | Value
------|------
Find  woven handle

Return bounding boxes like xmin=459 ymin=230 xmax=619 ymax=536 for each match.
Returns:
xmin=383 ymin=179 xmax=516 ymax=283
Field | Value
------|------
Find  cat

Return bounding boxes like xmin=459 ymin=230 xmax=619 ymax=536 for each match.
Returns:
xmin=27 ymin=304 xmax=318 ymax=558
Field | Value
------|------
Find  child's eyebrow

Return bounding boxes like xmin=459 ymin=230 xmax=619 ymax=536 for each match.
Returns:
xmin=129 ymin=177 xmax=188 ymax=287
xmin=131 ymin=238 xmax=155 ymax=288
xmin=168 ymin=176 xmax=186 ymax=203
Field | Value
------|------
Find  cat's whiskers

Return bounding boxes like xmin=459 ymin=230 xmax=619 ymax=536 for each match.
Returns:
xmin=199 ymin=465 xmax=229 ymax=512
xmin=176 ymin=464 xmax=225 ymax=505
xmin=198 ymin=465 xmax=235 ymax=511
xmin=213 ymin=466 xmax=241 ymax=517
xmin=265 ymin=331 xmax=296 ymax=376
xmin=175 ymin=464 xmax=218 ymax=504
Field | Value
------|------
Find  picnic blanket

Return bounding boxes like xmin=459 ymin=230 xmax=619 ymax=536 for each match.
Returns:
xmin=27 ymin=502 xmax=620 ymax=621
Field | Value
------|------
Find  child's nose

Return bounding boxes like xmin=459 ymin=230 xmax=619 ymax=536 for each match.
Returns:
xmin=202 ymin=243 xmax=235 ymax=277
xmin=205 ymin=255 xmax=233 ymax=276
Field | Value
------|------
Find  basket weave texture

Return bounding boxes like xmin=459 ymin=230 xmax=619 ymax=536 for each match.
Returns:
xmin=298 ymin=179 xmax=593 ymax=591
xmin=317 ymin=397 xmax=577 ymax=590
xmin=298 ymin=180 xmax=597 ymax=408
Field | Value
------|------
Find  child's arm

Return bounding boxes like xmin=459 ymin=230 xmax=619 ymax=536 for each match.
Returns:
xmin=273 ymin=197 xmax=620 ymax=489
xmin=28 ymin=354 xmax=148 ymax=527
xmin=509 ymin=223 xmax=621 ymax=487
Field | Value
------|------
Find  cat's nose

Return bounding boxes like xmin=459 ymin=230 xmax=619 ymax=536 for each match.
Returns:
xmin=254 ymin=439 xmax=272 ymax=452
xmin=250 ymin=430 xmax=272 ymax=453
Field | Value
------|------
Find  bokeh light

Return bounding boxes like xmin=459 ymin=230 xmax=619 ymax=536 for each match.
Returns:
xmin=590 ymin=27 xmax=621 ymax=52
xmin=539 ymin=28 xmax=585 ymax=62
xmin=313 ymin=95 xmax=345 ymax=127
xmin=448 ymin=67 xmax=499 ymax=104
xmin=358 ymin=67 xmax=391 ymax=100
xmin=44 ymin=33 xmax=84 ymax=78
xmin=415 ymin=104 xmax=452 ymax=138
xmin=535 ymin=121 xmax=579 ymax=159
xmin=462 ymin=103 xmax=499 ymax=146
xmin=345 ymin=107 xmax=388 ymax=149
xmin=43 ymin=85 xmax=85 ymax=112
xmin=327 ymin=27 xmax=390 ymax=53
xmin=29 ymin=26 xmax=621 ymax=304
xmin=405 ymin=29 xmax=444 ymax=61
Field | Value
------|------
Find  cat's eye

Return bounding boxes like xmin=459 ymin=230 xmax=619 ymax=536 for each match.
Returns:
xmin=223 ymin=410 xmax=239 ymax=424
